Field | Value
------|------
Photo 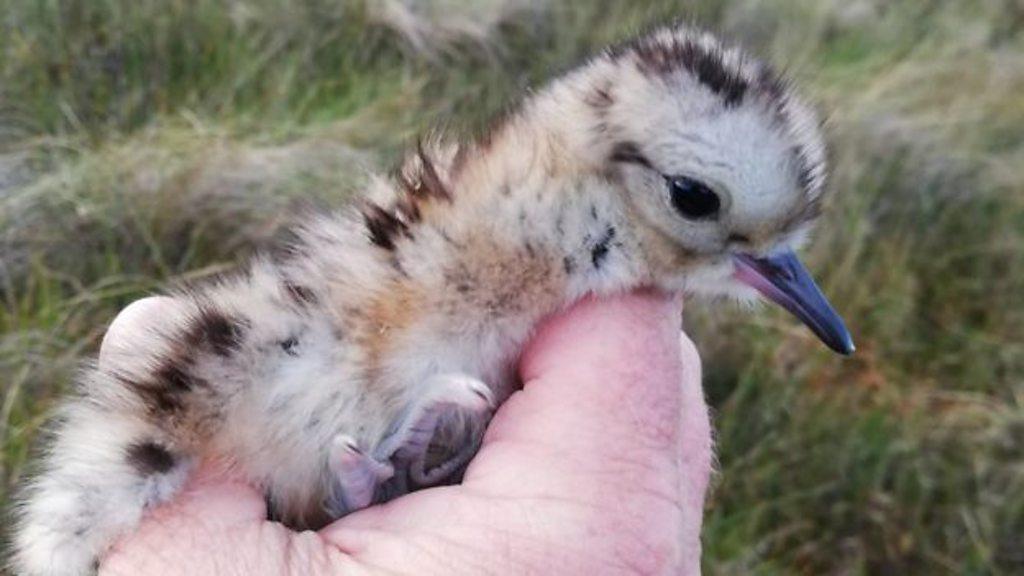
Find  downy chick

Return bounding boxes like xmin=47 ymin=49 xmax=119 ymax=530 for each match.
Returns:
xmin=13 ymin=24 xmax=853 ymax=576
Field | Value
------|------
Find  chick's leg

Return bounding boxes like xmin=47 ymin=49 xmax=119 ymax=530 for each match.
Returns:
xmin=378 ymin=373 xmax=495 ymax=486
xmin=325 ymin=435 xmax=394 ymax=517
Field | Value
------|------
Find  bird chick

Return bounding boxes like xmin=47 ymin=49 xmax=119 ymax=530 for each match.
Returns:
xmin=12 ymin=24 xmax=853 ymax=576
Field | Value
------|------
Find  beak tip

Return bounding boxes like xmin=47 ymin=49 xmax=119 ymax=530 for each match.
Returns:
xmin=832 ymin=334 xmax=856 ymax=356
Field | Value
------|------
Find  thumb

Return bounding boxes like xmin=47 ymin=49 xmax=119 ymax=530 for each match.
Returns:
xmin=464 ymin=289 xmax=698 ymax=500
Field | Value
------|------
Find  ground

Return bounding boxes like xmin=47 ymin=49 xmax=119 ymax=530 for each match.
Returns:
xmin=1 ymin=1 xmax=1022 ymax=574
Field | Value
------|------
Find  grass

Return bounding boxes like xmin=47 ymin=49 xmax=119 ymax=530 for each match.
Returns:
xmin=2 ymin=0 xmax=1022 ymax=573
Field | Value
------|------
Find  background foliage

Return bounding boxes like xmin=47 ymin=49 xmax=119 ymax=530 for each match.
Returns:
xmin=2 ymin=1 xmax=1022 ymax=573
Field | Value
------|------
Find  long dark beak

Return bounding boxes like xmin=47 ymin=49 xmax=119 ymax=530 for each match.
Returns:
xmin=733 ymin=250 xmax=855 ymax=355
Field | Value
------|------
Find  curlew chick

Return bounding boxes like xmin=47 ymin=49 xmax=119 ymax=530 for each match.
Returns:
xmin=13 ymin=24 xmax=853 ymax=576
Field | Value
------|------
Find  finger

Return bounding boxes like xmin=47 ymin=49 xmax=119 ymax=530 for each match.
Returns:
xmin=675 ymin=332 xmax=713 ymax=574
xmin=675 ymin=331 xmax=712 ymax=507
xmin=101 ymin=457 xmax=374 ymax=576
xmin=98 ymin=296 xmax=189 ymax=369
xmin=100 ymin=461 xmax=290 ymax=576
xmin=165 ymin=459 xmax=269 ymax=527
xmin=102 ymin=460 xmax=267 ymax=551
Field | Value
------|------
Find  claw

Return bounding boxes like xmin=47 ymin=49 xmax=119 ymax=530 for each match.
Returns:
xmin=466 ymin=379 xmax=496 ymax=410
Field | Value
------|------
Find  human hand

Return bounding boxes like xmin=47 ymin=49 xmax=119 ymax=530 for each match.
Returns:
xmin=100 ymin=290 xmax=713 ymax=575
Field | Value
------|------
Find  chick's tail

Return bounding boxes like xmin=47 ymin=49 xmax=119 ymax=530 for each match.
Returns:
xmin=11 ymin=296 xmax=226 ymax=575
xmin=11 ymin=393 xmax=192 ymax=576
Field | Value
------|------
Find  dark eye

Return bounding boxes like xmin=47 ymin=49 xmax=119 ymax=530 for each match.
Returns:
xmin=666 ymin=176 xmax=720 ymax=219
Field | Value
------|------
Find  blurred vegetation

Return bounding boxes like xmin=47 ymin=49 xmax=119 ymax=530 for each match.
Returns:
xmin=1 ymin=0 xmax=1022 ymax=574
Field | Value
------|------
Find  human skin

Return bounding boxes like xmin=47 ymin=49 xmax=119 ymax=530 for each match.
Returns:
xmin=99 ymin=290 xmax=713 ymax=576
